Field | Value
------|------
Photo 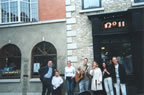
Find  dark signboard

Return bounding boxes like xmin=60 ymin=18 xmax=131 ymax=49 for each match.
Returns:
xmin=89 ymin=11 xmax=128 ymax=35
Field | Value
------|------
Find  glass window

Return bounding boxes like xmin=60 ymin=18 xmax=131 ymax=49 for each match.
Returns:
xmin=1 ymin=2 xmax=9 ymax=23
xmin=20 ymin=1 xmax=30 ymax=22
xmin=1 ymin=0 xmax=9 ymax=2
xmin=134 ymin=0 xmax=144 ymax=3
xmin=0 ymin=0 xmax=38 ymax=24
xmin=0 ymin=44 xmax=21 ymax=79
xmin=82 ymin=0 xmax=101 ymax=10
xmin=30 ymin=0 xmax=38 ymax=22
xmin=31 ymin=41 xmax=57 ymax=78
xmin=10 ymin=1 xmax=18 ymax=22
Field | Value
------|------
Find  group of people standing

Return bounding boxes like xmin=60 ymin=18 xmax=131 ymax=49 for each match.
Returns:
xmin=39 ymin=57 xmax=127 ymax=95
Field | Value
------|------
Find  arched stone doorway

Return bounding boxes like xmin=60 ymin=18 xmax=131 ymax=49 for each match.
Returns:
xmin=31 ymin=41 xmax=57 ymax=78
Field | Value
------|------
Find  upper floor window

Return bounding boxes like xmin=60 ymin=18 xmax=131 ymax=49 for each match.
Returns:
xmin=0 ymin=44 xmax=21 ymax=79
xmin=31 ymin=41 xmax=57 ymax=78
xmin=82 ymin=0 xmax=101 ymax=10
xmin=0 ymin=0 xmax=38 ymax=24
xmin=134 ymin=0 xmax=144 ymax=3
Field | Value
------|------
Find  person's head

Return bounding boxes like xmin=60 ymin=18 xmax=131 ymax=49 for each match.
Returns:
xmin=84 ymin=58 xmax=88 ymax=65
xmin=112 ymin=57 xmax=119 ymax=66
xmin=102 ymin=62 xmax=106 ymax=68
xmin=78 ymin=67 xmax=81 ymax=71
xmin=48 ymin=60 xmax=53 ymax=67
xmin=55 ymin=71 xmax=59 ymax=77
xmin=92 ymin=61 xmax=98 ymax=69
xmin=67 ymin=61 xmax=71 ymax=67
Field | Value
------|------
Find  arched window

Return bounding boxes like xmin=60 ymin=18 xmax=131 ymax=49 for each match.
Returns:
xmin=31 ymin=41 xmax=57 ymax=78
xmin=0 ymin=44 xmax=21 ymax=79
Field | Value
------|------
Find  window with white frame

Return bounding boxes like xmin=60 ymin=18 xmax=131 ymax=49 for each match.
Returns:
xmin=134 ymin=0 xmax=144 ymax=3
xmin=82 ymin=0 xmax=101 ymax=10
xmin=0 ymin=0 xmax=38 ymax=24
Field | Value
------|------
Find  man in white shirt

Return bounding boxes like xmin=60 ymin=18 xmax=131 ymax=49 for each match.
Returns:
xmin=52 ymin=71 xmax=63 ymax=95
xmin=112 ymin=57 xmax=127 ymax=95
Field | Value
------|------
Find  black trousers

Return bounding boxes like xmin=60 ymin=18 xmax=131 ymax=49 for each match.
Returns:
xmin=93 ymin=90 xmax=103 ymax=95
xmin=52 ymin=87 xmax=62 ymax=95
xmin=42 ymin=78 xmax=52 ymax=95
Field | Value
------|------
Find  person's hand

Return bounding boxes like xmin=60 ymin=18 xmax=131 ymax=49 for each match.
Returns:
xmin=104 ymin=69 xmax=107 ymax=72
xmin=98 ymin=81 xmax=102 ymax=85
xmin=53 ymin=85 xmax=56 ymax=88
xmin=58 ymin=83 xmax=61 ymax=86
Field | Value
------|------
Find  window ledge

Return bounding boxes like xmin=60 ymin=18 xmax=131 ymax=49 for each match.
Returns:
xmin=132 ymin=2 xmax=144 ymax=7
xmin=0 ymin=79 xmax=20 ymax=83
xmin=30 ymin=78 xmax=41 ymax=82
xmin=0 ymin=19 xmax=66 ymax=28
xmin=79 ymin=8 xmax=104 ymax=14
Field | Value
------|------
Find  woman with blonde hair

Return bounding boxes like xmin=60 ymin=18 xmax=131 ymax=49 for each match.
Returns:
xmin=64 ymin=61 xmax=76 ymax=95
xmin=90 ymin=61 xmax=103 ymax=95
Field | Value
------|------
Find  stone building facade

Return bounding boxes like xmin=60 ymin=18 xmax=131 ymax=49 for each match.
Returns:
xmin=0 ymin=0 xmax=144 ymax=95
xmin=65 ymin=0 xmax=144 ymax=94
xmin=65 ymin=0 xmax=134 ymax=66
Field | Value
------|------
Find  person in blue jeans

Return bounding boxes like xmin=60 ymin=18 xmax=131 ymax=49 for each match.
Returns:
xmin=79 ymin=58 xmax=91 ymax=93
xmin=64 ymin=61 xmax=76 ymax=95
xmin=102 ymin=62 xmax=114 ymax=95
xmin=112 ymin=57 xmax=127 ymax=95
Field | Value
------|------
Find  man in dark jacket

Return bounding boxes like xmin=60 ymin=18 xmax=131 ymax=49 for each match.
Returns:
xmin=112 ymin=57 xmax=127 ymax=95
xmin=39 ymin=60 xmax=55 ymax=95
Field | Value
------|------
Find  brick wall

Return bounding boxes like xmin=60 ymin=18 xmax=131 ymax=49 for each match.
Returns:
xmin=39 ymin=0 xmax=66 ymax=21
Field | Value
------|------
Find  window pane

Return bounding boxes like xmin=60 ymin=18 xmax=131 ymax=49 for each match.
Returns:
xmin=1 ymin=0 xmax=9 ymax=2
xmin=134 ymin=0 xmax=144 ymax=3
xmin=1 ymin=2 xmax=9 ymax=23
xmin=31 ymin=1 xmax=38 ymax=22
xmin=20 ymin=1 xmax=30 ymax=22
xmin=10 ymin=1 xmax=18 ymax=22
xmin=82 ymin=0 xmax=101 ymax=9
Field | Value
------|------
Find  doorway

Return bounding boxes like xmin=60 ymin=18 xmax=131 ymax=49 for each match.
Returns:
xmin=99 ymin=35 xmax=133 ymax=75
xmin=93 ymin=34 xmax=137 ymax=95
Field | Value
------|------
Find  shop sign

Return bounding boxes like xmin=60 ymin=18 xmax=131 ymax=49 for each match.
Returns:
xmin=104 ymin=21 xmax=126 ymax=29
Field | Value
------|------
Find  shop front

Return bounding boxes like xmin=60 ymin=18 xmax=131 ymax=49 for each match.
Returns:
xmin=88 ymin=7 xmax=144 ymax=95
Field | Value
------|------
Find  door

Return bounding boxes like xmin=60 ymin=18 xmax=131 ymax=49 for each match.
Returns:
xmin=95 ymin=34 xmax=137 ymax=95
xmin=99 ymin=36 xmax=133 ymax=75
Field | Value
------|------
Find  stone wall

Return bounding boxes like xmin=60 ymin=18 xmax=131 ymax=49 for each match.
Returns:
xmin=65 ymin=0 xmax=133 ymax=68
xmin=0 ymin=21 xmax=67 ymax=94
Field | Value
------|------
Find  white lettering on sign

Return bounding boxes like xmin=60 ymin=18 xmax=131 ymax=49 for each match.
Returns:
xmin=104 ymin=21 xmax=126 ymax=29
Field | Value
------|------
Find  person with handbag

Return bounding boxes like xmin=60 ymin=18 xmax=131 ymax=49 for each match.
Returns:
xmin=90 ymin=61 xmax=103 ymax=95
